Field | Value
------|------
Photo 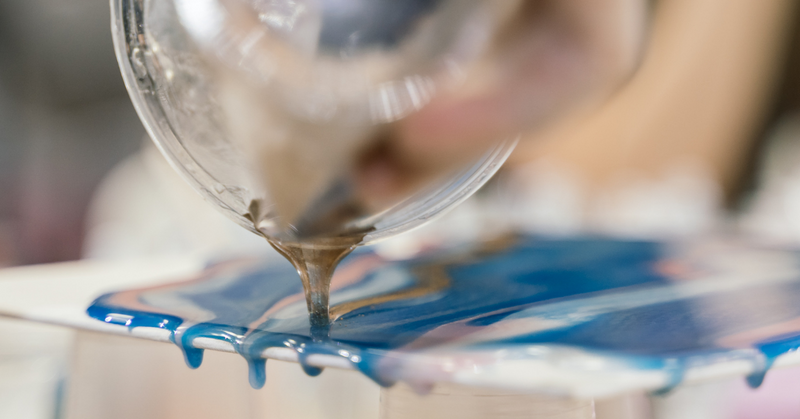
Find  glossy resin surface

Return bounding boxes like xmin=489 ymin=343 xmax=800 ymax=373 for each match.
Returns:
xmin=87 ymin=236 xmax=800 ymax=394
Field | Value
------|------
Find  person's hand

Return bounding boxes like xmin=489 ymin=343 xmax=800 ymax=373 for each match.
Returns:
xmin=397 ymin=0 xmax=647 ymax=167
xmin=356 ymin=0 xmax=647 ymax=204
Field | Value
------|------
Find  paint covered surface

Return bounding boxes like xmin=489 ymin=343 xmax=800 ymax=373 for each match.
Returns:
xmin=87 ymin=236 xmax=800 ymax=393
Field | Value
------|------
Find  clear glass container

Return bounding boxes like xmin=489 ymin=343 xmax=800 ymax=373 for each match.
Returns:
xmin=111 ymin=0 xmax=516 ymax=248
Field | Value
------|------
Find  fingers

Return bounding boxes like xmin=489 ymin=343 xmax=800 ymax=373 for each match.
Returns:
xmin=393 ymin=0 xmax=648 ymax=168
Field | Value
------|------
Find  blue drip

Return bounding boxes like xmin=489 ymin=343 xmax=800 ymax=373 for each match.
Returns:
xmin=181 ymin=347 xmax=204 ymax=369
xmin=745 ymin=368 xmax=769 ymax=389
xmin=746 ymin=331 xmax=800 ymax=388
xmin=86 ymin=236 xmax=800 ymax=392
xmin=247 ymin=358 xmax=267 ymax=389
xmin=650 ymin=359 xmax=685 ymax=396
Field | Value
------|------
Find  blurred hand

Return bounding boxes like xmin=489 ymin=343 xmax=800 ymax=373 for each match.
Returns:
xmin=397 ymin=0 xmax=647 ymax=165
xmin=356 ymin=0 xmax=647 ymax=203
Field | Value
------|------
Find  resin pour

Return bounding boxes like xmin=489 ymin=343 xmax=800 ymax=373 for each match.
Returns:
xmin=88 ymin=236 xmax=800 ymax=392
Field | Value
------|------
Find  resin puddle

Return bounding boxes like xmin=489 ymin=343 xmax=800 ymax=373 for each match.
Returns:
xmin=87 ymin=236 xmax=800 ymax=393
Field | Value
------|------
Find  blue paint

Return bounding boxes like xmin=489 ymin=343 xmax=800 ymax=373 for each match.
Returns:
xmin=747 ymin=331 xmax=800 ymax=387
xmin=87 ymin=236 xmax=800 ymax=393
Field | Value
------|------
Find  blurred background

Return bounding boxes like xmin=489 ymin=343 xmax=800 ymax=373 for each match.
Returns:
xmin=0 ymin=0 xmax=143 ymax=267
xmin=3 ymin=0 xmax=800 ymax=418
